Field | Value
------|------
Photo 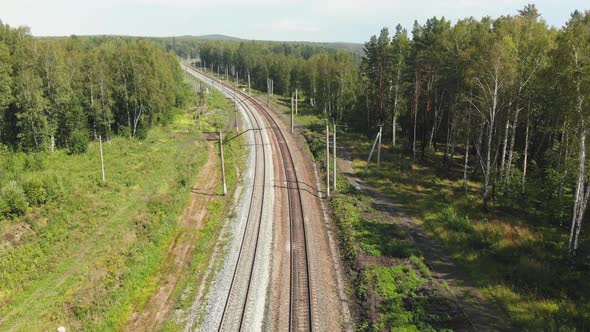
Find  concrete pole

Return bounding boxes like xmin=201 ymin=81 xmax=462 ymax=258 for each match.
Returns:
xmin=219 ymin=131 xmax=227 ymax=196
xmin=291 ymin=93 xmax=294 ymax=133
xmin=333 ymin=122 xmax=337 ymax=191
xmin=295 ymin=89 xmax=298 ymax=115
xmin=99 ymin=135 xmax=105 ymax=182
xmin=248 ymin=71 xmax=251 ymax=96
xmin=363 ymin=131 xmax=381 ymax=175
xmin=326 ymin=125 xmax=330 ymax=198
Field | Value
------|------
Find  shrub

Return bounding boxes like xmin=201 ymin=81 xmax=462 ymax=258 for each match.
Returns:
xmin=22 ymin=174 xmax=64 ymax=206
xmin=0 ymin=181 xmax=29 ymax=218
xmin=68 ymin=130 xmax=90 ymax=155
xmin=23 ymin=153 xmax=47 ymax=171
xmin=439 ymin=206 xmax=473 ymax=233
xmin=365 ymin=265 xmax=427 ymax=330
xmin=22 ymin=176 xmax=48 ymax=205
xmin=42 ymin=174 xmax=64 ymax=202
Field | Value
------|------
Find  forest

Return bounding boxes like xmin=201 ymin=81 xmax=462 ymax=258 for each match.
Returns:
xmin=0 ymin=22 xmax=189 ymax=153
xmin=193 ymin=6 xmax=590 ymax=259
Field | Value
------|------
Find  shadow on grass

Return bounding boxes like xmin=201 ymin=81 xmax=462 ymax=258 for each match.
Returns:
xmin=338 ymin=133 xmax=590 ymax=330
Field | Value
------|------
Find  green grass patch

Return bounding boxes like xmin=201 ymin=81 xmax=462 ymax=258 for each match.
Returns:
xmin=0 ymin=83 xmax=240 ymax=330
xmin=338 ymin=134 xmax=590 ymax=330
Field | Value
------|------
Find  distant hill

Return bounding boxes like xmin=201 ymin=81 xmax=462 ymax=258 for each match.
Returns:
xmin=172 ymin=34 xmax=364 ymax=55
xmin=184 ymin=34 xmax=243 ymax=41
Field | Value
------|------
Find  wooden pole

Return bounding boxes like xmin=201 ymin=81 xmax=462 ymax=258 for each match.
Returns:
xmin=99 ymin=135 xmax=105 ymax=182
xmin=326 ymin=124 xmax=330 ymax=198
xmin=333 ymin=122 xmax=337 ymax=191
xmin=219 ymin=131 xmax=227 ymax=196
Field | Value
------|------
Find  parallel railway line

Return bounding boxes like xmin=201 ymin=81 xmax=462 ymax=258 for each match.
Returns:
xmin=184 ymin=65 xmax=314 ymax=331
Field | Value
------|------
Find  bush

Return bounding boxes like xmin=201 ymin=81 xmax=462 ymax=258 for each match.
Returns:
xmin=23 ymin=153 xmax=47 ymax=171
xmin=42 ymin=174 xmax=64 ymax=202
xmin=439 ymin=206 xmax=473 ymax=233
xmin=68 ymin=130 xmax=90 ymax=154
xmin=21 ymin=174 xmax=64 ymax=206
xmin=0 ymin=181 xmax=29 ymax=218
xmin=22 ymin=176 xmax=47 ymax=206
xmin=365 ymin=265 xmax=427 ymax=330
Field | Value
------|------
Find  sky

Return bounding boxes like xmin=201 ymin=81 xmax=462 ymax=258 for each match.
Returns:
xmin=1 ymin=0 xmax=588 ymax=43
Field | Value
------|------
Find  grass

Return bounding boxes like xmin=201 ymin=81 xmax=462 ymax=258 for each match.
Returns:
xmin=257 ymin=86 xmax=590 ymax=330
xmin=342 ymin=138 xmax=590 ymax=330
xmin=225 ymin=80 xmax=450 ymax=330
xmin=0 ymin=83 xmax=242 ymax=330
xmin=331 ymin=179 xmax=451 ymax=331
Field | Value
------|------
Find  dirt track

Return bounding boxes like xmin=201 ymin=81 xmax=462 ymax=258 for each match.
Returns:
xmin=125 ymin=141 xmax=219 ymax=331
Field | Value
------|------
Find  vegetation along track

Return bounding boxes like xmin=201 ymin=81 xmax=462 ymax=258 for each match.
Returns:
xmin=185 ymin=64 xmax=314 ymax=331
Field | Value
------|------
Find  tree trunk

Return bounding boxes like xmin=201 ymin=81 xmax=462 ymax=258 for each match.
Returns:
xmin=463 ymin=114 xmax=471 ymax=190
xmin=413 ymin=70 xmax=420 ymax=162
xmin=506 ymin=103 xmax=522 ymax=194
xmin=558 ymin=119 xmax=569 ymax=225
xmin=483 ymin=122 xmax=493 ymax=211
xmin=499 ymin=106 xmax=511 ymax=187
xmin=569 ymin=125 xmax=587 ymax=255
xmin=521 ymin=108 xmax=530 ymax=195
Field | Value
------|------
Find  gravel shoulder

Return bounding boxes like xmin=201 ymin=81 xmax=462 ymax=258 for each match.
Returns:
xmin=260 ymin=97 xmax=353 ymax=331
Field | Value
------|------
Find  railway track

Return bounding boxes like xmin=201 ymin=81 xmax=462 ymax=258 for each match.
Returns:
xmin=184 ymin=64 xmax=314 ymax=331
xmin=215 ymin=82 xmax=268 ymax=331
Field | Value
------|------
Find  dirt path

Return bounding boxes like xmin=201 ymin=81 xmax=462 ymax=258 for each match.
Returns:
xmin=337 ymin=148 xmax=513 ymax=331
xmin=125 ymin=141 xmax=219 ymax=331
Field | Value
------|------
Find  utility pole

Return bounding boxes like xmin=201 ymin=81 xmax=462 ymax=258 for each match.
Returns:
xmin=248 ymin=71 xmax=251 ymax=96
xmin=219 ymin=131 xmax=227 ymax=196
xmin=363 ymin=130 xmax=382 ymax=175
xmin=333 ymin=122 xmax=337 ymax=192
xmin=295 ymin=89 xmax=298 ymax=115
xmin=267 ymin=78 xmax=271 ymax=107
xmin=326 ymin=124 xmax=330 ymax=198
xmin=99 ymin=135 xmax=105 ymax=182
xmin=291 ymin=93 xmax=294 ymax=133
xmin=234 ymin=76 xmax=238 ymax=131
xmin=377 ymin=125 xmax=383 ymax=170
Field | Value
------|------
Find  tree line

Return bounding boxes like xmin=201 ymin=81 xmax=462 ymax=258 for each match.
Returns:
xmin=0 ymin=21 xmax=189 ymax=153
xmin=361 ymin=6 xmax=590 ymax=256
xmin=193 ymin=6 xmax=590 ymax=256
xmin=197 ymin=40 xmax=360 ymax=124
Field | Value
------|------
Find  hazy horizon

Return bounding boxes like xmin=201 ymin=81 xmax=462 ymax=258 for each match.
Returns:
xmin=1 ymin=0 xmax=589 ymax=43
